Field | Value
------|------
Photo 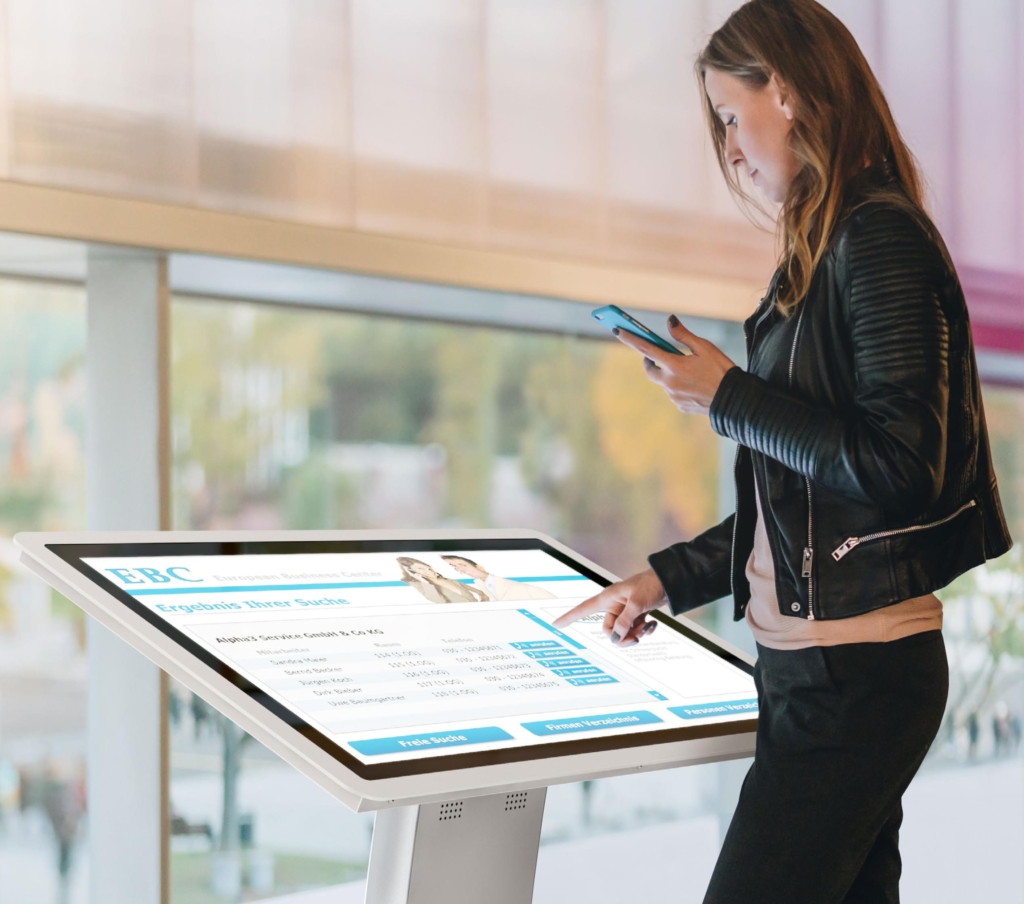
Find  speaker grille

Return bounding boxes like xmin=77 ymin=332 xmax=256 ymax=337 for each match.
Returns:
xmin=438 ymin=801 xmax=463 ymax=821
xmin=504 ymin=792 xmax=528 ymax=812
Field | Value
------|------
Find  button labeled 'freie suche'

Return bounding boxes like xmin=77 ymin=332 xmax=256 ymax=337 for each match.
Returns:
xmin=350 ymin=726 xmax=513 ymax=756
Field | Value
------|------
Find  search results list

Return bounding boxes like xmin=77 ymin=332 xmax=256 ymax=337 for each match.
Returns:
xmin=85 ymin=549 xmax=757 ymax=764
xmin=187 ymin=609 xmax=654 ymax=735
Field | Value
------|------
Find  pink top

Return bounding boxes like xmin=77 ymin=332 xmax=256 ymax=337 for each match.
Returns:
xmin=745 ymin=486 xmax=943 ymax=651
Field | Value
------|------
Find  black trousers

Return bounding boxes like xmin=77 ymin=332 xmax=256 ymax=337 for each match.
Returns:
xmin=704 ymin=631 xmax=948 ymax=904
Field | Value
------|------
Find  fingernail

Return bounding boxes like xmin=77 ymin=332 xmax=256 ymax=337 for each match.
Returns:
xmin=620 ymin=638 xmax=639 ymax=647
xmin=612 ymin=328 xmax=620 ymax=336
xmin=642 ymin=621 xmax=658 ymax=635
xmin=668 ymin=315 xmax=680 ymax=327
xmin=610 ymin=631 xmax=621 ymax=644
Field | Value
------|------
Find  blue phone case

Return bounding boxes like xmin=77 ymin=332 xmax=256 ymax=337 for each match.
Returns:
xmin=591 ymin=305 xmax=682 ymax=355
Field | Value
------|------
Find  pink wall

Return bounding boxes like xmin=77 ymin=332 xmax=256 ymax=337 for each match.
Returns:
xmin=824 ymin=0 xmax=1024 ymax=351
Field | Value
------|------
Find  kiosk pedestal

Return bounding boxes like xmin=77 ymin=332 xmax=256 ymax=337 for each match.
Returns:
xmin=365 ymin=789 xmax=548 ymax=904
xmin=14 ymin=528 xmax=759 ymax=904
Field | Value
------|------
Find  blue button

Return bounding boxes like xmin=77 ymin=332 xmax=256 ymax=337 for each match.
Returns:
xmin=669 ymin=699 xmax=759 ymax=720
xmin=538 ymin=657 xmax=590 ymax=669
xmin=521 ymin=647 xmax=568 ymax=659
xmin=515 ymin=610 xmax=587 ymax=650
xmin=510 ymin=641 xmax=563 ymax=650
xmin=349 ymin=726 xmax=513 ymax=756
xmin=567 ymin=675 xmax=618 ymax=686
xmin=521 ymin=710 xmax=663 ymax=736
xmin=551 ymin=666 xmax=603 ymax=677
xmin=648 ymin=690 xmax=668 ymax=701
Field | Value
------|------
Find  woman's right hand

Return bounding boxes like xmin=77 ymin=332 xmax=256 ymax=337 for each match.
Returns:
xmin=552 ymin=568 xmax=668 ymax=646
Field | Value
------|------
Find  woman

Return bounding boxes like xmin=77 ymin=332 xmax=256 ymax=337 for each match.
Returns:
xmin=395 ymin=557 xmax=488 ymax=604
xmin=555 ymin=1 xmax=1011 ymax=901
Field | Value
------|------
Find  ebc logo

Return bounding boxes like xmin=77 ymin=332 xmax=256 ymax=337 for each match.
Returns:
xmin=104 ymin=567 xmax=204 ymax=585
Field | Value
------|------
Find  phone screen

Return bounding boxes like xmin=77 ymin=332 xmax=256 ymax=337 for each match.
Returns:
xmin=591 ymin=306 xmax=683 ymax=355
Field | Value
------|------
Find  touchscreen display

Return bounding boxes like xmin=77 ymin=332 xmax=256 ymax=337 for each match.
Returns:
xmin=63 ymin=542 xmax=756 ymax=776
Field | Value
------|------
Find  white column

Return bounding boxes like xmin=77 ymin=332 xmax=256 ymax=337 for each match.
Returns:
xmin=86 ymin=246 xmax=170 ymax=904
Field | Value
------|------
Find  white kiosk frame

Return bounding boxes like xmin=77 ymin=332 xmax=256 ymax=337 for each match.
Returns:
xmin=16 ymin=528 xmax=756 ymax=904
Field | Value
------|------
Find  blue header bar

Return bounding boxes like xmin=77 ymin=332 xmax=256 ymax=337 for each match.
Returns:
xmin=124 ymin=574 xmax=590 ymax=597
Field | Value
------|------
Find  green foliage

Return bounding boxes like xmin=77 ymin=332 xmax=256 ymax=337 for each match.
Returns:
xmin=320 ymin=318 xmax=439 ymax=444
xmin=282 ymin=455 xmax=359 ymax=530
xmin=49 ymin=589 xmax=82 ymax=622
xmin=0 ymin=281 xmax=87 ymax=538
xmin=938 ymin=549 xmax=1024 ymax=740
xmin=0 ymin=486 xmax=51 ymax=531
xmin=518 ymin=338 xmax=652 ymax=568
xmin=981 ymin=388 xmax=1024 ymax=543
xmin=172 ymin=301 xmax=326 ymax=525
xmin=423 ymin=328 xmax=503 ymax=525
xmin=171 ymin=300 xmax=719 ymax=578
xmin=49 ymin=588 xmax=86 ymax=650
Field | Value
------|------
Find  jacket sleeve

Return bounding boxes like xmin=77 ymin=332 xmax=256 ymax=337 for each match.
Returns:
xmin=709 ymin=207 xmax=950 ymax=517
xmin=648 ymin=514 xmax=734 ymax=615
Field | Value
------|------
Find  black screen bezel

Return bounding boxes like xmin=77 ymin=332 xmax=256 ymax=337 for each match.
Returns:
xmin=50 ymin=537 xmax=756 ymax=780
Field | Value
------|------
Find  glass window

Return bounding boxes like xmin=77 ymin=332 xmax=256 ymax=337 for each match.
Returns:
xmin=168 ymin=292 xmax=1024 ymax=904
xmin=0 ymin=278 xmax=88 ymax=904
xmin=170 ymin=298 xmax=720 ymax=574
xmin=168 ymin=294 xmax=723 ymax=901
xmin=903 ymin=385 xmax=1024 ymax=902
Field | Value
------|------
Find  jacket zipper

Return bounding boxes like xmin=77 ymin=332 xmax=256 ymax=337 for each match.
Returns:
xmin=789 ymin=304 xmax=815 ymax=619
xmin=729 ymin=446 xmax=740 ymax=601
xmin=733 ymin=295 xmax=775 ymax=605
xmin=831 ymin=499 xmax=977 ymax=562
xmin=801 ymin=478 xmax=815 ymax=619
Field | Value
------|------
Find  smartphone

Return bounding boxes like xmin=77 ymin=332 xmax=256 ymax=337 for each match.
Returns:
xmin=591 ymin=305 xmax=683 ymax=355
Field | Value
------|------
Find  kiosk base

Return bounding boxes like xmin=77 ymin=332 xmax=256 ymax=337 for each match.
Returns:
xmin=365 ymin=788 xmax=547 ymax=904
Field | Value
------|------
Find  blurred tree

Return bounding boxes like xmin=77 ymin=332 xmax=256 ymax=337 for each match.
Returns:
xmin=283 ymin=454 xmax=358 ymax=530
xmin=172 ymin=301 xmax=326 ymax=527
xmin=981 ymin=388 xmax=1024 ymax=541
xmin=518 ymin=337 xmax=648 ymax=573
xmin=171 ymin=301 xmax=720 ymax=579
xmin=424 ymin=329 xmax=502 ymax=525
xmin=0 ymin=486 xmax=51 ymax=531
xmin=177 ymin=691 xmax=254 ymax=853
xmin=937 ymin=549 xmax=1024 ymax=753
xmin=0 ymin=284 xmax=87 ymax=535
xmin=319 ymin=317 xmax=438 ymax=445
xmin=50 ymin=589 xmax=86 ymax=648
xmin=591 ymin=343 xmax=719 ymax=539
xmin=516 ymin=338 xmax=719 ymax=577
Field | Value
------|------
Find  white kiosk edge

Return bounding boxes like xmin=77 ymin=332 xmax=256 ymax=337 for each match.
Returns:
xmin=15 ymin=529 xmax=756 ymax=904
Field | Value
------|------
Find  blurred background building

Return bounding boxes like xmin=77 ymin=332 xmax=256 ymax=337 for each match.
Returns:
xmin=0 ymin=2 xmax=1021 ymax=903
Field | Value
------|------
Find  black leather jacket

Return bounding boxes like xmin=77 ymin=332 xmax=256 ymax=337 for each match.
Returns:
xmin=649 ymin=175 xmax=1012 ymax=623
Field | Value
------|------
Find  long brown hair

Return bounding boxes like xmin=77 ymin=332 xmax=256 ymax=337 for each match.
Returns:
xmin=697 ymin=0 xmax=927 ymax=314
xmin=396 ymin=556 xmax=439 ymax=583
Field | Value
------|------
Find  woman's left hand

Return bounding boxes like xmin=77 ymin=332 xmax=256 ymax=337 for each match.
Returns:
xmin=616 ymin=315 xmax=737 ymax=416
